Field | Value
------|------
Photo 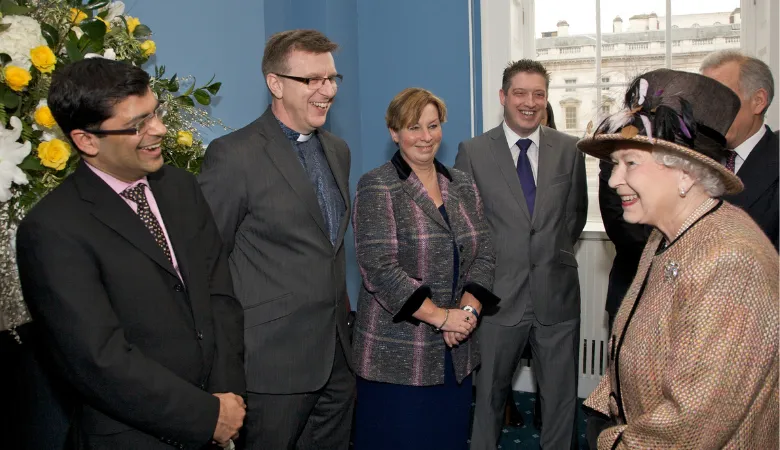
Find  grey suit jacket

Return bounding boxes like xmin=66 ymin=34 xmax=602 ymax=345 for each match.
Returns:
xmin=198 ymin=107 xmax=352 ymax=394
xmin=455 ymin=124 xmax=587 ymax=326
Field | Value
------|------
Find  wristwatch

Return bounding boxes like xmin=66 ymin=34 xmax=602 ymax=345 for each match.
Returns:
xmin=462 ymin=305 xmax=479 ymax=320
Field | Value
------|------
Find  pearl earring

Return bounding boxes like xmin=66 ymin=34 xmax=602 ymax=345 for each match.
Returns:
xmin=679 ymin=188 xmax=687 ymax=197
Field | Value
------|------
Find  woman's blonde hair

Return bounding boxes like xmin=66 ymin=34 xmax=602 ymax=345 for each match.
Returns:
xmin=385 ymin=88 xmax=447 ymax=131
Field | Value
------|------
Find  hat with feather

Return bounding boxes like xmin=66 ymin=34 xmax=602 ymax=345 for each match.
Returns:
xmin=577 ymin=68 xmax=743 ymax=194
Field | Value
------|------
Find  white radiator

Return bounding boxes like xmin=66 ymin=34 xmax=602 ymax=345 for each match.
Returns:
xmin=512 ymin=230 xmax=616 ymax=398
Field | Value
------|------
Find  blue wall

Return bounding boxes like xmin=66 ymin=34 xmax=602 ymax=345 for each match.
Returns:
xmin=127 ymin=0 xmax=477 ymax=305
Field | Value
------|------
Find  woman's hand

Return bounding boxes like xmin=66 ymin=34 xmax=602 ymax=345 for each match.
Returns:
xmin=443 ymin=331 xmax=469 ymax=348
xmin=440 ymin=308 xmax=477 ymax=335
xmin=460 ymin=291 xmax=482 ymax=315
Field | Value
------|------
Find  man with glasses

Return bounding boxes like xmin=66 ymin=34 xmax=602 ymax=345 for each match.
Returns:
xmin=199 ymin=29 xmax=354 ymax=449
xmin=15 ymin=58 xmax=246 ymax=449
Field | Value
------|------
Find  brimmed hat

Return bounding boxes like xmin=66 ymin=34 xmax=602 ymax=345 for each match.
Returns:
xmin=577 ymin=69 xmax=744 ymax=194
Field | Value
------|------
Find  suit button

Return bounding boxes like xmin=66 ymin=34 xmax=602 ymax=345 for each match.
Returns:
xmin=531 ymin=264 xmax=537 ymax=270
xmin=174 ymin=283 xmax=184 ymax=292
xmin=197 ymin=330 xmax=203 ymax=340
xmin=530 ymin=228 xmax=536 ymax=235
xmin=459 ymin=245 xmax=464 ymax=251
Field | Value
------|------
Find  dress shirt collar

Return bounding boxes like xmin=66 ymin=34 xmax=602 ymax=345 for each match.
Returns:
xmin=86 ymin=162 xmax=148 ymax=194
xmin=503 ymin=122 xmax=540 ymax=150
xmin=733 ymin=122 xmax=766 ymax=162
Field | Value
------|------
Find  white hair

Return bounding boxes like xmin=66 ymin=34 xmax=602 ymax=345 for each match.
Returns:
xmin=652 ymin=149 xmax=726 ymax=197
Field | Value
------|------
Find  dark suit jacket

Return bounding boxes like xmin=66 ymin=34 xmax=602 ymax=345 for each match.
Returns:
xmin=724 ymin=126 xmax=779 ymax=250
xmin=455 ymin=125 xmax=588 ymax=326
xmin=16 ymin=162 xmax=244 ymax=450
xmin=598 ymin=159 xmax=653 ymax=320
xmin=198 ymin=106 xmax=352 ymax=394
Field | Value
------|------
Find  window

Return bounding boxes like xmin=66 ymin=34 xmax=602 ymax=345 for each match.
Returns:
xmin=530 ymin=0 xmax=739 ymax=227
xmin=565 ymin=106 xmax=578 ymax=129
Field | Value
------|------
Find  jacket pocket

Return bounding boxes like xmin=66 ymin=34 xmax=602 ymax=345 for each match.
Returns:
xmin=559 ymin=249 xmax=578 ymax=267
xmin=244 ymin=293 xmax=294 ymax=328
xmin=551 ymin=173 xmax=570 ymax=186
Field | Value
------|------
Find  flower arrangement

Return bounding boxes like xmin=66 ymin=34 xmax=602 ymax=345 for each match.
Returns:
xmin=0 ymin=0 xmax=227 ymax=336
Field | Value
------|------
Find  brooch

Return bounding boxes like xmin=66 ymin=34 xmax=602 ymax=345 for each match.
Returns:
xmin=664 ymin=261 xmax=680 ymax=281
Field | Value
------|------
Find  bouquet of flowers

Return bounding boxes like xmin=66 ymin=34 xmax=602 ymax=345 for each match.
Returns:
xmin=0 ymin=0 xmax=226 ymax=337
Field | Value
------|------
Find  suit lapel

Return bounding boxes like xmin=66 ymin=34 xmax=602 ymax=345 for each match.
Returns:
xmin=147 ymin=172 xmax=191 ymax=285
xmin=257 ymin=110 xmax=330 ymax=241
xmin=728 ymin=127 xmax=779 ymax=208
xmin=75 ymin=163 xmax=179 ymax=279
xmin=488 ymin=125 xmax=532 ymax=221
xmin=533 ymin=127 xmax=557 ymax=223
xmin=401 ymin=172 xmax=450 ymax=231
xmin=319 ymin=131 xmax=350 ymax=251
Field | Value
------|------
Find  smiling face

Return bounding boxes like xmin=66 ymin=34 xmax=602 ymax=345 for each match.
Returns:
xmin=76 ymin=88 xmax=166 ymax=182
xmin=390 ymin=103 xmax=443 ymax=169
xmin=267 ymin=49 xmax=338 ymax=134
xmin=608 ymin=145 xmax=688 ymax=230
xmin=500 ymin=71 xmax=547 ymax=137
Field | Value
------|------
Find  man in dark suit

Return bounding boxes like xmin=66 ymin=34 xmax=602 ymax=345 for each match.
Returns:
xmin=598 ymin=160 xmax=653 ymax=330
xmin=456 ymin=59 xmax=588 ymax=450
xmin=15 ymin=58 xmax=246 ymax=449
xmin=701 ymin=50 xmax=778 ymax=250
xmin=198 ymin=29 xmax=354 ymax=450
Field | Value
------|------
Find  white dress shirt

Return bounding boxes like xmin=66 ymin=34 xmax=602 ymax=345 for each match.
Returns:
xmin=732 ymin=123 xmax=766 ymax=174
xmin=504 ymin=122 xmax=541 ymax=185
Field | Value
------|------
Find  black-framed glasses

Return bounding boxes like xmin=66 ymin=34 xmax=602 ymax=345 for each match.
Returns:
xmin=275 ymin=73 xmax=343 ymax=89
xmin=84 ymin=102 xmax=168 ymax=136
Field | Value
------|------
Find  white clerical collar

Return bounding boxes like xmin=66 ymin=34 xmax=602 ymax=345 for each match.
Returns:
xmin=733 ymin=122 xmax=766 ymax=161
xmin=503 ymin=122 xmax=540 ymax=149
xmin=297 ymin=132 xmax=313 ymax=143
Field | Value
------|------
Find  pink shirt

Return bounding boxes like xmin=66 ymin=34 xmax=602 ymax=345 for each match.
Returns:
xmin=87 ymin=163 xmax=182 ymax=280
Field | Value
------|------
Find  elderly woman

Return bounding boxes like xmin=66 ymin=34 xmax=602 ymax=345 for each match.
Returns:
xmin=579 ymin=69 xmax=778 ymax=449
xmin=351 ymin=88 xmax=499 ymax=450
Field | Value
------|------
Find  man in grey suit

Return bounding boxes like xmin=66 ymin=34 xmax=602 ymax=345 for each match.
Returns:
xmin=455 ymin=59 xmax=587 ymax=449
xmin=198 ymin=29 xmax=354 ymax=450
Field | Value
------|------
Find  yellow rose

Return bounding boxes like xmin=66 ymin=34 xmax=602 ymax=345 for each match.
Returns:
xmin=140 ymin=40 xmax=156 ymax=57
xmin=30 ymin=46 xmax=57 ymax=74
xmin=34 ymin=105 xmax=58 ymax=128
xmin=3 ymin=65 xmax=32 ymax=92
xmin=70 ymin=8 xmax=88 ymax=25
xmin=126 ymin=16 xmax=141 ymax=34
xmin=177 ymin=131 xmax=193 ymax=147
xmin=38 ymin=139 xmax=71 ymax=171
xmin=97 ymin=16 xmax=111 ymax=32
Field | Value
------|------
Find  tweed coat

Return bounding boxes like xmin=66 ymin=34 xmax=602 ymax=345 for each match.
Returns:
xmin=352 ymin=152 xmax=498 ymax=386
xmin=584 ymin=201 xmax=779 ymax=449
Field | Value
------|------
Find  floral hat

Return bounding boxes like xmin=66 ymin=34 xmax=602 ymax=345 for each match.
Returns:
xmin=577 ymin=68 xmax=744 ymax=194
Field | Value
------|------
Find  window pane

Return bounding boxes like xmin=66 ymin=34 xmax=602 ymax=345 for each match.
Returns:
xmin=601 ymin=0 xmax=668 ymax=76
xmin=669 ymin=0 xmax=741 ymax=71
xmin=536 ymin=0 xmax=596 ymax=92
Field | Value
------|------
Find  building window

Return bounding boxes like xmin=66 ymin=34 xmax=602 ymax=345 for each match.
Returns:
xmin=565 ymin=78 xmax=577 ymax=92
xmin=601 ymin=104 xmax=611 ymax=116
xmin=565 ymin=107 xmax=577 ymax=129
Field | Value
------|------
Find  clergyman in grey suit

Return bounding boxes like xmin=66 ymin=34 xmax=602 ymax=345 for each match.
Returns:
xmin=198 ymin=30 xmax=354 ymax=450
xmin=455 ymin=59 xmax=587 ymax=449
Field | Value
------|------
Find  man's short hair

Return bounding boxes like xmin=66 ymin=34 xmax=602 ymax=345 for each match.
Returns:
xmin=385 ymin=88 xmax=447 ymax=131
xmin=700 ymin=50 xmax=775 ymax=117
xmin=48 ymin=58 xmax=150 ymax=138
xmin=262 ymin=29 xmax=339 ymax=78
xmin=502 ymin=59 xmax=550 ymax=93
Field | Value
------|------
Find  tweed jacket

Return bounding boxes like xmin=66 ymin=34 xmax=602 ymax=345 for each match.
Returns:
xmin=584 ymin=201 xmax=779 ymax=449
xmin=352 ymin=152 xmax=498 ymax=386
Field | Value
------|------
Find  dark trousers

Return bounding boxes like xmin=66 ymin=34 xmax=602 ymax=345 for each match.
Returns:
xmin=242 ymin=339 xmax=355 ymax=450
xmin=471 ymin=304 xmax=580 ymax=450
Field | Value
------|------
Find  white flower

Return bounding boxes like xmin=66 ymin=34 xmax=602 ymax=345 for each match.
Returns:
xmin=71 ymin=26 xmax=84 ymax=40
xmin=0 ymin=117 xmax=32 ymax=203
xmin=0 ymin=15 xmax=48 ymax=70
xmin=84 ymin=48 xmax=116 ymax=60
xmin=99 ymin=1 xmax=125 ymax=23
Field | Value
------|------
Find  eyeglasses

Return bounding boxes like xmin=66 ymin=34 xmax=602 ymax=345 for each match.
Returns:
xmin=275 ymin=73 xmax=343 ymax=89
xmin=84 ymin=102 xmax=168 ymax=136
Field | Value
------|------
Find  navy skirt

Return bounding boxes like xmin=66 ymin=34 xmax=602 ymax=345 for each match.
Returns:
xmin=353 ymin=348 xmax=473 ymax=450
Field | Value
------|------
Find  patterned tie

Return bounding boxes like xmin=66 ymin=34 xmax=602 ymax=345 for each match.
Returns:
xmin=724 ymin=150 xmax=737 ymax=173
xmin=516 ymin=138 xmax=536 ymax=216
xmin=121 ymin=184 xmax=173 ymax=264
